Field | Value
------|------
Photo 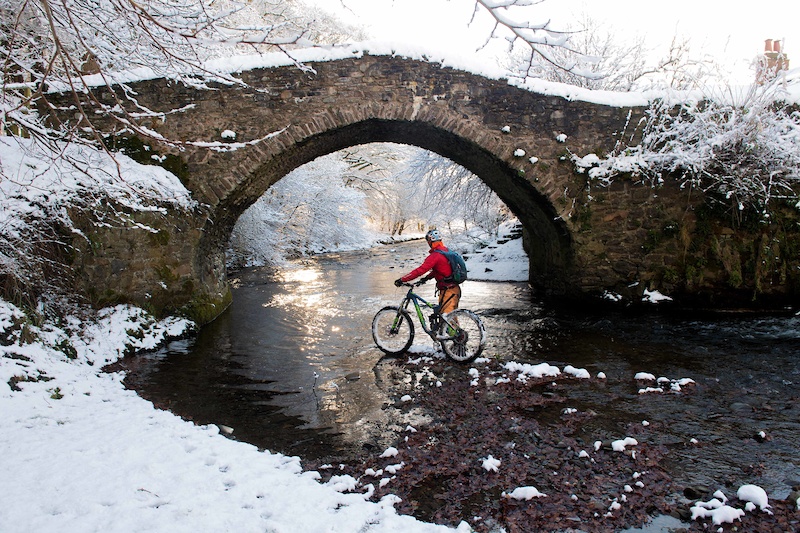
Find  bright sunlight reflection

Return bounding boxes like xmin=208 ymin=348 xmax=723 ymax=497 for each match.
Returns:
xmin=262 ymin=267 xmax=335 ymax=317
xmin=282 ymin=268 xmax=320 ymax=284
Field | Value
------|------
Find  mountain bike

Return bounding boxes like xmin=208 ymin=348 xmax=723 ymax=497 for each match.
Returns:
xmin=372 ymin=280 xmax=486 ymax=363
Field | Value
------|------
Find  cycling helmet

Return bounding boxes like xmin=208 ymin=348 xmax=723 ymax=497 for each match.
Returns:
xmin=425 ymin=229 xmax=442 ymax=243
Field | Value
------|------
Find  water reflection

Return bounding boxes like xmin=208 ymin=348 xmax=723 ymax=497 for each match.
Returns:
xmin=121 ymin=243 xmax=472 ymax=460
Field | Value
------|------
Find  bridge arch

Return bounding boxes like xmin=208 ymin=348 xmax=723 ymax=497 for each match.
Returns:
xmin=125 ymin=53 xmax=650 ymax=321
xmin=198 ymin=116 xmax=574 ymax=298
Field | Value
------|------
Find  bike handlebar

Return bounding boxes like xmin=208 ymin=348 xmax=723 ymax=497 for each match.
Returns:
xmin=398 ymin=279 xmax=428 ymax=288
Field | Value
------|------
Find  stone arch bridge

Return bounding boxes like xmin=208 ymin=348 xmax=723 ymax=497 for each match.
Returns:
xmin=64 ymin=53 xmax=798 ymax=323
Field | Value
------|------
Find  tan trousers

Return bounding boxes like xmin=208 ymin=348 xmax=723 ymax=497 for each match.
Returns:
xmin=438 ymin=285 xmax=461 ymax=314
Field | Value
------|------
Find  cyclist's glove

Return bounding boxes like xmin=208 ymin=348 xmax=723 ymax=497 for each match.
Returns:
xmin=394 ymin=278 xmax=404 ymax=287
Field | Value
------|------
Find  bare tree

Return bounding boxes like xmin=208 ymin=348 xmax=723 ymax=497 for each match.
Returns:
xmin=504 ymin=11 xmax=710 ymax=91
xmin=0 ymin=0 xmax=321 ymax=151
xmin=349 ymin=144 xmax=425 ymax=236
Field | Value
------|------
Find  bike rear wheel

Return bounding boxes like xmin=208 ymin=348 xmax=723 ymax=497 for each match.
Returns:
xmin=439 ymin=309 xmax=486 ymax=363
xmin=372 ymin=306 xmax=415 ymax=355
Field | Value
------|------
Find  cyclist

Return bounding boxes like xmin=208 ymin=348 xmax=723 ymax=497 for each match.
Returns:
xmin=394 ymin=229 xmax=460 ymax=315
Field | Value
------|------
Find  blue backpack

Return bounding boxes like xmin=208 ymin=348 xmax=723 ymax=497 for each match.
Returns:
xmin=435 ymin=249 xmax=468 ymax=284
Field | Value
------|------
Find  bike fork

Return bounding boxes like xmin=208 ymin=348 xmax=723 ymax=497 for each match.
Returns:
xmin=390 ymin=302 xmax=409 ymax=334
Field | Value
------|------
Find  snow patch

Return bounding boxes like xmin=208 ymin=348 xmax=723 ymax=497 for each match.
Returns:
xmin=481 ymin=455 xmax=501 ymax=472
xmin=503 ymin=486 xmax=547 ymax=500
xmin=504 ymin=361 xmax=561 ymax=383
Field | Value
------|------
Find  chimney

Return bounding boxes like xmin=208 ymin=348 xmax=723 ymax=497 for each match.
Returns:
xmin=757 ymin=37 xmax=790 ymax=84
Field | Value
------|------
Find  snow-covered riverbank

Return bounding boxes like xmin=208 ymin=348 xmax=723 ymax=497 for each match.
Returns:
xmin=0 ymin=301 xmax=464 ymax=532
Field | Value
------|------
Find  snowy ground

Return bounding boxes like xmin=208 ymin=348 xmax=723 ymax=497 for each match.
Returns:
xmin=460 ymin=231 xmax=528 ymax=282
xmin=0 ymin=303 xmax=465 ymax=532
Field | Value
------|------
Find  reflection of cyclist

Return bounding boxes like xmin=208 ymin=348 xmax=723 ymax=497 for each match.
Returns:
xmin=394 ymin=229 xmax=461 ymax=314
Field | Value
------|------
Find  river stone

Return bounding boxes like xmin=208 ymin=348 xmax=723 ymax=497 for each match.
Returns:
xmin=683 ymin=484 xmax=711 ymax=500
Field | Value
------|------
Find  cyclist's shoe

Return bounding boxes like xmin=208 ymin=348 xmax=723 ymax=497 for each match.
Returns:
xmin=435 ymin=326 xmax=460 ymax=341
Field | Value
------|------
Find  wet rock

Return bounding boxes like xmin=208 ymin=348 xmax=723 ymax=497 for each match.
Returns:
xmin=785 ymin=479 xmax=800 ymax=490
xmin=730 ymin=402 xmax=754 ymax=412
xmin=674 ymin=505 xmax=694 ymax=522
xmin=305 ymin=355 xmax=800 ymax=533
xmin=682 ymin=484 xmax=711 ymax=500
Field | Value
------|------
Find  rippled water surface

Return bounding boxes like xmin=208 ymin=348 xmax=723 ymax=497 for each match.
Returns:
xmin=118 ymin=241 xmax=800 ymax=502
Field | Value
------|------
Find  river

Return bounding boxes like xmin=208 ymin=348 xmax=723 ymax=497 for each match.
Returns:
xmin=117 ymin=241 xmax=800 ymax=531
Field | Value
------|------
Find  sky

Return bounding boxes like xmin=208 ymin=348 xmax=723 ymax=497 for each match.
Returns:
xmin=306 ymin=0 xmax=797 ymax=83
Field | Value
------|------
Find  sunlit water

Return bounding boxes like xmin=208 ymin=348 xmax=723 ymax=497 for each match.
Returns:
xmin=118 ymin=241 xmax=800 ymax=505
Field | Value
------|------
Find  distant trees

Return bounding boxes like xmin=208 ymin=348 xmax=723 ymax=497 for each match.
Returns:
xmin=407 ymin=149 xmax=511 ymax=238
xmin=227 ymin=142 xmax=513 ymax=266
xmin=228 ymin=154 xmax=376 ymax=266
xmin=338 ymin=144 xmax=420 ymax=238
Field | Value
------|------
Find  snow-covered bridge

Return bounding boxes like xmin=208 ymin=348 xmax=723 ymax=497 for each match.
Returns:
xmin=64 ymin=51 xmax=797 ymax=322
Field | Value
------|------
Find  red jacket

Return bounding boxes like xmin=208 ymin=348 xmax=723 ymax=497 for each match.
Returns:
xmin=400 ymin=242 xmax=454 ymax=289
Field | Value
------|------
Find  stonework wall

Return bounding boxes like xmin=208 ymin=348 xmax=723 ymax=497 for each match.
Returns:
xmin=48 ymin=55 xmax=799 ymax=322
xmin=67 ymin=204 xmax=230 ymax=323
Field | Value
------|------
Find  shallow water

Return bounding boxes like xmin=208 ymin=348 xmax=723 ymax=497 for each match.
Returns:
xmin=118 ymin=241 xmax=800 ymax=506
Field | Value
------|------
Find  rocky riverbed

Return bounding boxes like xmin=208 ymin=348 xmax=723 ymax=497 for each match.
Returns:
xmin=306 ymin=356 xmax=800 ymax=533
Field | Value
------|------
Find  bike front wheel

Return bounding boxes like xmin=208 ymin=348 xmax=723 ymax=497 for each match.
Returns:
xmin=439 ymin=309 xmax=486 ymax=363
xmin=372 ymin=306 xmax=415 ymax=355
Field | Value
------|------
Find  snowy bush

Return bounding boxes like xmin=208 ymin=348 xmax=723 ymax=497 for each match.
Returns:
xmin=578 ymin=77 xmax=800 ymax=219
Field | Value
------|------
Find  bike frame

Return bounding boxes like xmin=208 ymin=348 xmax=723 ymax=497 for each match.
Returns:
xmin=395 ymin=283 xmax=456 ymax=340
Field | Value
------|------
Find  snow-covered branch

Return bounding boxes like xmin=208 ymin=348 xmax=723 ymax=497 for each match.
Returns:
xmin=0 ymin=0 xmax=318 ymax=149
xmin=474 ymin=0 xmax=600 ymax=80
